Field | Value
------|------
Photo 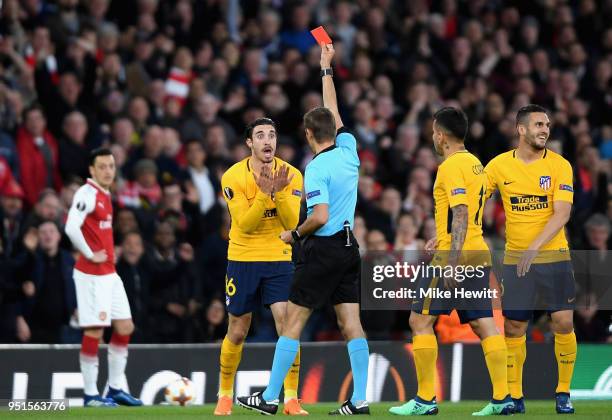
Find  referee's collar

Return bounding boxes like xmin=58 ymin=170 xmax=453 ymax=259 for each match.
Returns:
xmin=312 ymin=144 xmax=336 ymax=160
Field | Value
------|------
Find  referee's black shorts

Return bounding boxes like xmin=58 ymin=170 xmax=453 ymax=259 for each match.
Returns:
xmin=289 ymin=231 xmax=361 ymax=309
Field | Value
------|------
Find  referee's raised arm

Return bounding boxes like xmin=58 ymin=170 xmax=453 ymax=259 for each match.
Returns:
xmin=320 ymin=44 xmax=343 ymax=130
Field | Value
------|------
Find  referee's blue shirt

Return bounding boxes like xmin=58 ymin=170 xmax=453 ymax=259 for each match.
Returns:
xmin=304 ymin=127 xmax=360 ymax=236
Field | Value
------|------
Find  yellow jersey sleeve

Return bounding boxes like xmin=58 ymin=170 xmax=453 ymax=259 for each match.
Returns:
xmin=222 ymin=170 xmax=268 ymax=234
xmin=483 ymin=160 xmax=498 ymax=198
xmin=274 ymin=168 xmax=303 ymax=230
xmin=553 ymin=158 xmax=574 ymax=203
xmin=441 ymin=163 xmax=469 ymax=208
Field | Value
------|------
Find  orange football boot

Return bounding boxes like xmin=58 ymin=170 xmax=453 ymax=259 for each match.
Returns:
xmin=214 ymin=395 xmax=233 ymax=415
xmin=283 ymin=398 xmax=309 ymax=415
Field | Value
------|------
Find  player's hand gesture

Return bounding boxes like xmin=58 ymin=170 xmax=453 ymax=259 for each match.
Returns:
xmin=320 ymin=43 xmax=334 ymax=68
xmin=254 ymin=164 xmax=274 ymax=194
xmin=424 ymin=237 xmax=438 ymax=255
xmin=517 ymin=248 xmax=538 ymax=277
xmin=443 ymin=275 xmax=459 ymax=291
xmin=279 ymin=230 xmax=294 ymax=244
xmin=90 ymin=250 xmax=108 ymax=263
xmin=273 ymin=165 xmax=295 ymax=193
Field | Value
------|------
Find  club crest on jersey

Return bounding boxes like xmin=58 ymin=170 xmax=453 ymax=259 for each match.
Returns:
xmin=99 ymin=215 xmax=112 ymax=230
xmin=539 ymin=175 xmax=551 ymax=191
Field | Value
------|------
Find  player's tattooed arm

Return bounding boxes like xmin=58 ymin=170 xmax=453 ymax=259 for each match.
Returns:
xmin=449 ymin=204 xmax=468 ymax=264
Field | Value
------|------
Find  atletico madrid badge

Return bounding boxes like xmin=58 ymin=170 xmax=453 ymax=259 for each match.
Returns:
xmin=539 ymin=175 xmax=551 ymax=191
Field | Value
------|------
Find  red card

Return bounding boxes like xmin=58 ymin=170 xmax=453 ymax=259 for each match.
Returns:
xmin=310 ymin=26 xmax=332 ymax=45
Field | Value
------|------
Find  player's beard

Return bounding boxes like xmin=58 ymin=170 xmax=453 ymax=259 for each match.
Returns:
xmin=433 ymin=138 xmax=444 ymax=156
xmin=524 ymin=129 xmax=547 ymax=151
xmin=254 ymin=146 xmax=275 ymax=164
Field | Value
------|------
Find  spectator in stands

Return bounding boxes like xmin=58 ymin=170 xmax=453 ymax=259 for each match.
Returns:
xmin=0 ymin=180 xmax=26 ymax=258
xmin=157 ymin=181 xmax=199 ymax=244
xmin=16 ymin=105 xmax=61 ymax=207
xmin=118 ymin=159 xmax=161 ymax=211
xmin=574 ymin=293 xmax=611 ymax=343
xmin=180 ymin=139 xmax=220 ymax=217
xmin=145 ymin=221 xmax=198 ymax=343
xmin=20 ymin=221 xmax=77 ymax=343
xmin=394 ymin=213 xmax=423 ymax=263
xmin=196 ymin=208 xmax=229 ymax=303
xmin=58 ymin=111 xmax=90 ymax=182
xmin=116 ymin=231 xmax=150 ymax=343
xmin=24 ymin=189 xmax=63 ymax=230
xmin=126 ymin=125 xmax=180 ymax=182
xmin=180 ymin=93 xmax=235 ymax=145
xmin=193 ymin=297 xmax=227 ymax=343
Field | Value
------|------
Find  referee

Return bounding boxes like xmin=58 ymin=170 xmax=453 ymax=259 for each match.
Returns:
xmin=238 ymin=43 xmax=370 ymax=416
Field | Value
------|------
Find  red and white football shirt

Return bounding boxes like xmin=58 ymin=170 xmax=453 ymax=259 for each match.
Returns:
xmin=66 ymin=179 xmax=115 ymax=275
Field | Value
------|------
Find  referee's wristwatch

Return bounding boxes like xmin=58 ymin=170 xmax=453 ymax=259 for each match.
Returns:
xmin=291 ymin=229 xmax=301 ymax=242
xmin=320 ymin=68 xmax=333 ymax=78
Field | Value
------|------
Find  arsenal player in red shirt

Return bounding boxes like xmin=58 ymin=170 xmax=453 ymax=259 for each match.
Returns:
xmin=65 ymin=148 xmax=142 ymax=407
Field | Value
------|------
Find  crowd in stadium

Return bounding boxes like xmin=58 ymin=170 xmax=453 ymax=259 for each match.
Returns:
xmin=0 ymin=0 xmax=610 ymax=344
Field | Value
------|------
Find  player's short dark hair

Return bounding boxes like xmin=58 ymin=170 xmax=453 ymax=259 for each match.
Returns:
xmin=89 ymin=147 xmax=113 ymax=166
xmin=516 ymin=104 xmax=548 ymax=127
xmin=303 ymin=107 xmax=336 ymax=143
xmin=244 ymin=118 xmax=276 ymax=140
xmin=433 ymin=107 xmax=468 ymax=141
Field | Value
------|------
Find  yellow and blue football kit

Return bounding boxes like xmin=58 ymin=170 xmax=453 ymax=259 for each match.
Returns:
xmin=217 ymin=157 xmax=303 ymax=402
xmin=410 ymin=150 xmax=508 ymax=404
xmin=485 ymin=148 xmax=573 ymax=258
xmin=413 ymin=150 xmax=493 ymax=323
xmin=221 ymin=156 xmax=303 ymax=314
xmin=485 ymin=148 xmax=576 ymax=398
xmin=484 ymin=148 xmax=575 ymax=319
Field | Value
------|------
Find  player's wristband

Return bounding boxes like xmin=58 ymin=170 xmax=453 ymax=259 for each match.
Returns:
xmin=291 ymin=230 xmax=301 ymax=242
xmin=320 ymin=68 xmax=333 ymax=77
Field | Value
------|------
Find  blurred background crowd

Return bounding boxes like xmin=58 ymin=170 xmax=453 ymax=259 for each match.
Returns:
xmin=0 ymin=0 xmax=610 ymax=345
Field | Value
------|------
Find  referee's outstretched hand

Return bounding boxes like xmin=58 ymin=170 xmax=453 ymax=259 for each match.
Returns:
xmin=320 ymin=43 xmax=334 ymax=68
xmin=253 ymin=164 xmax=274 ymax=194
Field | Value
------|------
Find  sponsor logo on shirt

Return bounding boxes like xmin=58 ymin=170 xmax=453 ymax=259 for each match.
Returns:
xmin=99 ymin=221 xmax=112 ymax=229
xmin=451 ymin=188 xmax=466 ymax=195
xmin=263 ymin=208 xmax=277 ymax=218
xmin=510 ymin=195 xmax=549 ymax=211
xmin=306 ymin=190 xmax=321 ymax=199
xmin=559 ymin=184 xmax=574 ymax=192
xmin=99 ymin=215 xmax=113 ymax=229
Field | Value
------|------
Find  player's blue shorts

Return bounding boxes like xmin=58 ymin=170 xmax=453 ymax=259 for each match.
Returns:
xmin=225 ymin=261 xmax=293 ymax=316
xmin=501 ymin=260 xmax=575 ymax=321
xmin=411 ymin=267 xmax=493 ymax=324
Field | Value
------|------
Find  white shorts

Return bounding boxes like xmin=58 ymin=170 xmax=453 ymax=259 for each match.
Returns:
xmin=73 ymin=269 xmax=132 ymax=327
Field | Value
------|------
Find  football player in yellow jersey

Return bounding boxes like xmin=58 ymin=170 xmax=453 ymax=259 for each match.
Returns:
xmin=484 ymin=105 xmax=576 ymax=414
xmin=214 ymin=118 xmax=307 ymax=416
xmin=390 ymin=108 xmax=513 ymax=416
